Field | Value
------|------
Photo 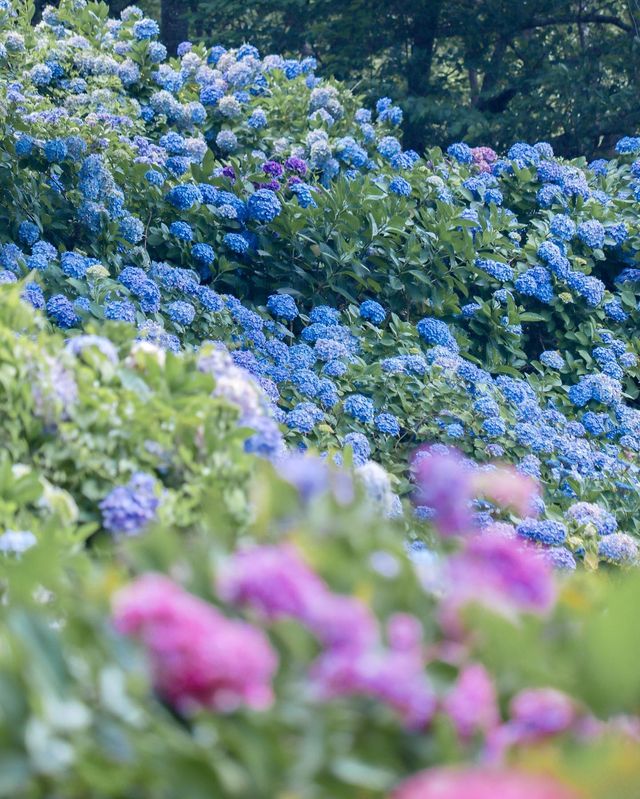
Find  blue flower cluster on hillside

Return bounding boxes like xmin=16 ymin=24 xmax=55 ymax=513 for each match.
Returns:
xmin=1 ymin=0 xmax=640 ymax=568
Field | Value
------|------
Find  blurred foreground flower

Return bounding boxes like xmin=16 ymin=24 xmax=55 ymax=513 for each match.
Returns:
xmin=112 ymin=574 xmax=277 ymax=713
xmin=412 ymin=447 xmax=540 ymax=536
xmin=391 ymin=766 xmax=579 ymax=798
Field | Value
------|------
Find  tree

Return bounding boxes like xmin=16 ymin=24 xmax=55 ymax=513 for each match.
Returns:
xmin=161 ymin=0 xmax=190 ymax=54
xmin=181 ymin=0 xmax=640 ymax=157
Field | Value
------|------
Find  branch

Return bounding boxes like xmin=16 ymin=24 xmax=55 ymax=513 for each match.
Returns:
xmin=437 ymin=12 xmax=633 ymax=39
xmin=522 ymin=14 xmax=633 ymax=34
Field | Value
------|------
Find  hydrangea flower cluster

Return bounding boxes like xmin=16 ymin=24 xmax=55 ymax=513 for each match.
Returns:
xmin=0 ymin=0 xmax=639 ymax=568
xmin=112 ymin=573 xmax=278 ymax=712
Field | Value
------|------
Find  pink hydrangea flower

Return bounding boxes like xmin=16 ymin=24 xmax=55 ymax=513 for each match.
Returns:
xmin=306 ymin=592 xmax=378 ymax=653
xmin=311 ymin=646 xmax=436 ymax=730
xmin=442 ymin=663 xmax=499 ymax=741
xmin=392 ymin=766 xmax=579 ymax=799
xmin=412 ymin=450 xmax=541 ymax=537
xmin=112 ymin=573 xmax=278 ymax=714
xmin=471 ymin=146 xmax=498 ymax=174
xmin=311 ymin=612 xmax=431 ymax=729
xmin=472 ymin=146 xmax=498 ymax=164
xmin=387 ymin=613 xmax=423 ymax=652
xmin=510 ymin=688 xmax=576 ymax=740
xmin=441 ymin=533 xmax=556 ymax=635
xmin=472 ymin=466 xmax=540 ymax=518
xmin=485 ymin=688 xmax=577 ymax=762
xmin=219 ymin=542 xmax=378 ymax=653
xmin=217 ymin=542 xmax=326 ymax=621
xmin=219 ymin=544 xmax=430 ymax=728
xmin=412 ymin=447 xmax=475 ymax=536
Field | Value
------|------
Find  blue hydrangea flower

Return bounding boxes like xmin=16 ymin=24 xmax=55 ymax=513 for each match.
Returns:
xmin=323 ymin=359 xmax=348 ymax=377
xmin=216 ymin=129 xmax=238 ymax=152
xmin=566 ymin=502 xmax=617 ymax=536
xmin=118 ymin=215 xmax=144 ymax=244
xmin=461 ymin=302 xmax=481 ymax=318
xmin=223 ymin=232 xmax=249 ymax=254
xmin=133 ymin=18 xmax=160 ymax=40
xmin=145 ymin=169 xmax=165 ymax=187
xmin=18 ymin=221 xmax=40 ymax=246
xmin=166 ymin=184 xmax=202 ymax=210
xmin=359 ymin=299 xmax=386 ymax=325
xmin=342 ymin=431 xmax=371 ymax=466
xmin=482 ymin=417 xmax=506 ymax=437
xmin=46 ymin=294 xmax=78 ymax=328
xmin=105 ymin=299 xmax=136 ymax=324
xmin=598 ymin=533 xmax=638 ymax=564
xmin=446 ymin=142 xmax=473 ymax=164
xmin=310 ymin=305 xmax=340 ymax=325
xmin=475 ymin=258 xmax=514 ymax=282
xmin=43 ymin=138 xmax=68 ymax=162
xmin=191 ymin=243 xmax=215 ymax=266
xmin=169 ymin=221 xmax=193 ymax=241
xmin=285 ymin=401 xmax=323 ymax=433
xmin=266 ymin=293 xmax=298 ymax=321
xmin=100 ymin=472 xmax=159 ymax=535
xmin=15 ymin=135 xmax=34 ymax=156
xmin=389 ymin=176 xmax=411 ymax=196
xmin=375 ymin=412 xmax=400 ymax=435
xmin=549 ymin=214 xmax=576 ymax=241
xmin=604 ymin=299 xmax=628 ymax=322
xmin=22 ymin=282 xmax=45 ymax=310
xmin=167 ymin=300 xmax=196 ymax=326
xmin=445 ymin=423 xmax=464 ymax=438
xmin=344 ymin=393 xmax=375 ymax=423
xmin=577 ymin=219 xmax=605 ymax=249
xmin=537 ymin=241 xmax=570 ymax=278
xmin=517 ymin=518 xmax=567 ymax=546
xmin=247 ymin=189 xmax=282 ymax=222
xmin=377 ymin=136 xmax=402 ymax=160
xmin=417 ymin=317 xmax=458 ymax=351
xmin=543 ymin=547 xmax=577 ymax=571
xmin=540 ymin=351 xmax=565 ymax=370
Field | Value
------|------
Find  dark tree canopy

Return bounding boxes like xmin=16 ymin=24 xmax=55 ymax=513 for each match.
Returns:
xmin=126 ymin=0 xmax=640 ymax=158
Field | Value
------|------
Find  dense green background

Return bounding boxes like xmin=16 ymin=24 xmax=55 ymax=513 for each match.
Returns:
xmin=52 ymin=0 xmax=640 ymax=159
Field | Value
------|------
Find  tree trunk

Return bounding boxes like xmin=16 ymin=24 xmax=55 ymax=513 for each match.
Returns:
xmin=33 ymin=0 xmax=47 ymax=22
xmin=108 ymin=0 xmax=131 ymax=16
xmin=161 ymin=0 xmax=190 ymax=55
xmin=405 ymin=0 xmax=445 ymax=96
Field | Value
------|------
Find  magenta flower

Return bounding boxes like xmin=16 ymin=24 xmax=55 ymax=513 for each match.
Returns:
xmin=472 ymin=146 xmax=498 ymax=164
xmin=412 ymin=447 xmax=475 ymax=536
xmin=219 ymin=542 xmax=377 ymax=652
xmin=219 ymin=543 xmax=431 ymax=727
xmin=112 ymin=573 xmax=277 ymax=714
xmin=262 ymin=159 xmax=284 ymax=178
xmin=387 ymin=613 xmax=423 ymax=653
xmin=486 ymin=688 xmax=577 ymax=762
xmin=471 ymin=146 xmax=498 ymax=173
xmin=442 ymin=533 xmax=556 ymax=635
xmin=311 ymin=646 xmax=436 ymax=730
xmin=218 ymin=542 xmax=326 ymax=621
xmin=442 ymin=663 xmax=499 ymax=741
xmin=510 ymin=688 xmax=576 ymax=740
xmin=472 ymin=466 xmax=540 ymax=518
xmin=392 ymin=766 xmax=579 ymax=799
xmin=306 ymin=592 xmax=378 ymax=653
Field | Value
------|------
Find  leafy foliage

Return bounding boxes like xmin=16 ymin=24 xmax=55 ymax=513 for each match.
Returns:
xmin=177 ymin=0 xmax=640 ymax=158
xmin=0 ymin=1 xmax=640 ymax=796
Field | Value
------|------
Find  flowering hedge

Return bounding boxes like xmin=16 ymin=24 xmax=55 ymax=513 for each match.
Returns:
xmin=1 ymin=0 xmax=640 ymax=795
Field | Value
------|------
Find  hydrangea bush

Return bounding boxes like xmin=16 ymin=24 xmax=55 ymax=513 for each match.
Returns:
xmin=1 ymin=0 xmax=640 ymax=795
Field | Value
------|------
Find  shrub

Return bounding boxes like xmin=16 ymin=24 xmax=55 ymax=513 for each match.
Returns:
xmin=0 ymin=2 xmax=640 ymax=796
